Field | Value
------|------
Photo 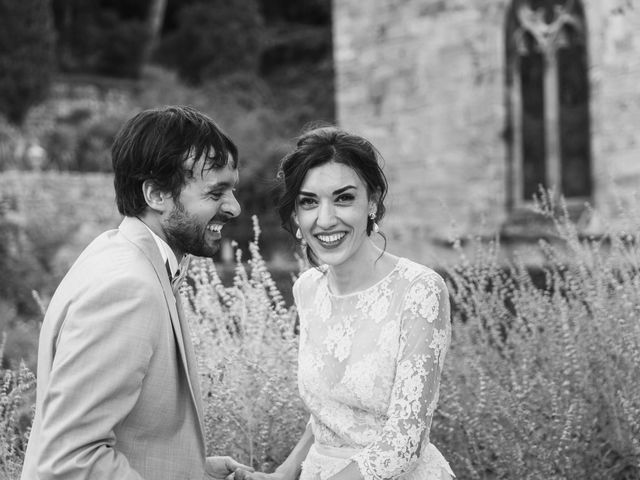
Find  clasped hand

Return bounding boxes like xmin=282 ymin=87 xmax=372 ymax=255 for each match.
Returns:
xmin=206 ymin=455 xmax=254 ymax=479
xmin=234 ymin=468 xmax=289 ymax=480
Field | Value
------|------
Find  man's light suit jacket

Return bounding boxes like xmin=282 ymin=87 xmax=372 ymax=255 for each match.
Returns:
xmin=21 ymin=216 xmax=208 ymax=480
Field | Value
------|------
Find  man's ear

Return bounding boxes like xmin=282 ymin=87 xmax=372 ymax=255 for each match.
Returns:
xmin=142 ymin=180 xmax=172 ymax=213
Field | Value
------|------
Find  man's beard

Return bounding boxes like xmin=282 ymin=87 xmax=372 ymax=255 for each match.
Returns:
xmin=163 ymin=200 xmax=219 ymax=258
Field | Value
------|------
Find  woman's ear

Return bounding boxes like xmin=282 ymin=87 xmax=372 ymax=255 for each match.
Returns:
xmin=142 ymin=180 xmax=172 ymax=213
xmin=369 ymin=189 xmax=382 ymax=212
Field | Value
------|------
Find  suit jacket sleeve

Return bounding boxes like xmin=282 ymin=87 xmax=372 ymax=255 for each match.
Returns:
xmin=36 ymin=273 xmax=163 ymax=480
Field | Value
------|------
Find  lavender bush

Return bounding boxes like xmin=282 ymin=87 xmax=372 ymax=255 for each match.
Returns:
xmin=1 ymin=204 xmax=639 ymax=479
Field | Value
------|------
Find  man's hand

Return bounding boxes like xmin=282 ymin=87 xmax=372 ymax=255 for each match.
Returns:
xmin=206 ymin=456 xmax=254 ymax=479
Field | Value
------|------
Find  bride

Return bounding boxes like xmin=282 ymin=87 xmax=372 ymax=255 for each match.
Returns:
xmin=238 ymin=126 xmax=454 ymax=480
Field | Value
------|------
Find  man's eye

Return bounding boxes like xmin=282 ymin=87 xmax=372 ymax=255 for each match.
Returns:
xmin=209 ymin=192 xmax=222 ymax=200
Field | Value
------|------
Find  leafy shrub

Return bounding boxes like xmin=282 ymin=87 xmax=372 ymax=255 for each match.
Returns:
xmin=35 ymin=87 xmax=134 ymax=172
xmin=0 ymin=0 xmax=55 ymax=125
xmin=0 ymin=171 xmax=120 ymax=316
xmin=0 ymin=118 xmax=24 ymax=171
xmin=258 ymin=0 xmax=331 ymax=24
xmin=0 ymin=334 xmax=35 ymax=480
xmin=73 ymin=114 xmax=124 ymax=172
xmin=92 ymin=13 xmax=147 ymax=78
xmin=4 ymin=183 xmax=639 ymax=479
xmin=434 ymin=195 xmax=640 ymax=479
xmin=53 ymin=2 xmax=147 ymax=78
xmin=0 ymin=207 xmax=50 ymax=316
xmin=183 ymin=200 xmax=640 ymax=478
xmin=156 ymin=0 xmax=264 ymax=85
xmin=183 ymin=217 xmax=307 ymax=470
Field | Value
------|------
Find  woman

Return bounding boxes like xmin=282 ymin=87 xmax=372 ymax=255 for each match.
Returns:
xmin=240 ymin=126 xmax=454 ymax=480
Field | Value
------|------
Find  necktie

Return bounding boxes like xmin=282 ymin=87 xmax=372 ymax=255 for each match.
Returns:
xmin=165 ymin=260 xmax=183 ymax=288
xmin=166 ymin=259 xmax=204 ymax=430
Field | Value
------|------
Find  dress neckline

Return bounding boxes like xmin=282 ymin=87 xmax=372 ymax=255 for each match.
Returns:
xmin=323 ymin=257 xmax=405 ymax=298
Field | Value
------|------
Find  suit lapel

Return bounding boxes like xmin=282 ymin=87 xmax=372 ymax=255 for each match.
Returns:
xmin=172 ymin=286 xmax=205 ymax=428
xmin=118 ymin=216 xmax=205 ymax=435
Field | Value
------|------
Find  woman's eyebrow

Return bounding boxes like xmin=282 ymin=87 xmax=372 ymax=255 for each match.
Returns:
xmin=298 ymin=190 xmax=317 ymax=197
xmin=298 ymin=185 xmax=356 ymax=197
xmin=333 ymin=185 xmax=356 ymax=195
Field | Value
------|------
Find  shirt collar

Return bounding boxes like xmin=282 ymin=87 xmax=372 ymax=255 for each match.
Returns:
xmin=142 ymin=223 xmax=180 ymax=278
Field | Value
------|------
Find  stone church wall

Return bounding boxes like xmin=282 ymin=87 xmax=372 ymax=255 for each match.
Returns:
xmin=333 ymin=0 xmax=640 ymax=266
xmin=587 ymin=1 xmax=640 ymax=220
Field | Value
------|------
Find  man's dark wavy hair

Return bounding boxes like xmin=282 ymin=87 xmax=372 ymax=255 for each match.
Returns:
xmin=112 ymin=105 xmax=238 ymax=216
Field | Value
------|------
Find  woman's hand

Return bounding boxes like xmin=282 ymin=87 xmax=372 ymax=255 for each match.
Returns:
xmin=206 ymin=456 xmax=253 ymax=479
xmin=234 ymin=469 xmax=290 ymax=480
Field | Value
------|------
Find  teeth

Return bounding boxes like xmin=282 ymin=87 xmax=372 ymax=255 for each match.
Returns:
xmin=207 ymin=224 xmax=222 ymax=233
xmin=317 ymin=233 xmax=345 ymax=243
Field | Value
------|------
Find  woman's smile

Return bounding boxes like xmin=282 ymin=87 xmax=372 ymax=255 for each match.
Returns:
xmin=314 ymin=231 xmax=347 ymax=248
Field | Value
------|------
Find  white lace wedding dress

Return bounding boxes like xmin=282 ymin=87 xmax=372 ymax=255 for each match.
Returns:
xmin=293 ymin=257 xmax=454 ymax=480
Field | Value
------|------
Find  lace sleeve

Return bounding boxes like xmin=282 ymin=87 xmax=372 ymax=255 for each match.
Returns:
xmin=352 ymin=271 xmax=451 ymax=480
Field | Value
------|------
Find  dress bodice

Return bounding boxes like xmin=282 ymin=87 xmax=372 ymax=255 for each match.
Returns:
xmin=294 ymin=257 xmax=452 ymax=479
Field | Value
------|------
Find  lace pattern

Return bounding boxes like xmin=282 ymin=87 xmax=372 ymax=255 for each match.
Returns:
xmin=293 ymin=258 xmax=453 ymax=479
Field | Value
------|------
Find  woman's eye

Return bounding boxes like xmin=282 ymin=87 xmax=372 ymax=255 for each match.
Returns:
xmin=336 ymin=194 xmax=354 ymax=203
xmin=298 ymin=197 xmax=316 ymax=207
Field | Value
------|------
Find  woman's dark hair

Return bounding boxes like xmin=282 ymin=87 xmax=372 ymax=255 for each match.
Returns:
xmin=277 ymin=126 xmax=388 ymax=266
xmin=112 ymin=105 xmax=238 ymax=216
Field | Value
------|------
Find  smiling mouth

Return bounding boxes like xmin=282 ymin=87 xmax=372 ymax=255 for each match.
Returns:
xmin=207 ymin=223 xmax=223 ymax=234
xmin=315 ymin=232 xmax=346 ymax=246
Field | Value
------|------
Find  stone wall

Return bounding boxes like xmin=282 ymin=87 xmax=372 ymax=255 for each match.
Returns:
xmin=587 ymin=0 xmax=640 ymax=221
xmin=333 ymin=0 xmax=640 ymax=266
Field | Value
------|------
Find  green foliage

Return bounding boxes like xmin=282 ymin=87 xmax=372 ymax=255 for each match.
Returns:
xmin=156 ymin=0 xmax=264 ymax=85
xmin=0 ymin=0 xmax=55 ymax=125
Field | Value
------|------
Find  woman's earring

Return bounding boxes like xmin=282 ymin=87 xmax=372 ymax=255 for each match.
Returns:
xmin=295 ymin=228 xmax=303 ymax=240
xmin=369 ymin=212 xmax=379 ymax=234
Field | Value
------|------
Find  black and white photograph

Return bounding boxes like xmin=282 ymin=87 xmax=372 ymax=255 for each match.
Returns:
xmin=1 ymin=1 xmax=639 ymax=479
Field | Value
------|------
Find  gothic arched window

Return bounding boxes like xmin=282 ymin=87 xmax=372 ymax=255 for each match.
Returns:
xmin=506 ymin=0 xmax=591 ymax=208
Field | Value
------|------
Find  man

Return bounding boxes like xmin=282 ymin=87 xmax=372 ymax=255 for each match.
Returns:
xmin=21 ymin=106 xmax=251 ymax=479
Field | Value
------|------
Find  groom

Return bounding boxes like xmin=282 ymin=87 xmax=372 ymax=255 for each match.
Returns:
xmin=21 ymin=106 xmax=251 ymax=479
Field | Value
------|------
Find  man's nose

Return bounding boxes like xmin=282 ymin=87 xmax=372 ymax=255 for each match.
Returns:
xmin=224 ymin=193 xmax=241 ymax=218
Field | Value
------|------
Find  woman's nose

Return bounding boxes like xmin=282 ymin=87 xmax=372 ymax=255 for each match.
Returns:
xmin=316 ymin=202 xmax=337 ymax=228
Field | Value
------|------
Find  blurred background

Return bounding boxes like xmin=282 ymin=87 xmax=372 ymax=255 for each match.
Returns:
xmin=1 ymin=0 xmax=640 ymax=367
xmin=0 ymin=0 xmax=335 ymax=367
